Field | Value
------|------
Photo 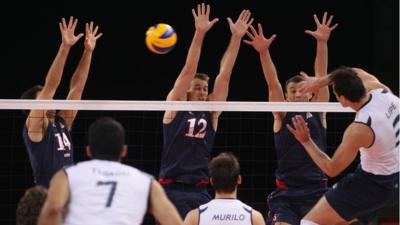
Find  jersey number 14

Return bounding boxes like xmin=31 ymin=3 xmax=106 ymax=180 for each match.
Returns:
xmin=55 ymin=132 xmax=71 ymax=151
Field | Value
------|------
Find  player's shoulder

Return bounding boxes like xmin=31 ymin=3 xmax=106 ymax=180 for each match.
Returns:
xmin=238 ymin=200 xmax=252 ymax=212
xmin=251 ymin=209 xmax=266 ymax=225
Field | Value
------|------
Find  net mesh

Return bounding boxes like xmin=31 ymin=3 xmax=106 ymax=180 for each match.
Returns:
xmin=1 ymin=100 xmax=358 ymax=224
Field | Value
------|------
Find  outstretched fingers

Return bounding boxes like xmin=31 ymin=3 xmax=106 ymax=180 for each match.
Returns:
xmin=258 ymin=23 xmax=264 ymax=36
xmin=249 ymin=24 xmax=258 ymax=36
xmin=322 ymin=11 xmax=327 ymax=25
xmin=67 ymin=16 xmax=74 ymax=28
xmin=313 ymin=14 xmax=321 ymax=26
xmin=197 ymin=4 xmax=201 ymax=16
xmin=238 ymin=9 xmax=246 ymax=21
xmin=327 ymin=14 xmax=334 ymax=26
xmin=72 ymin=18 xmax=78 ymax=31
xmin=191 ymin=9 xmax=197 ymax=18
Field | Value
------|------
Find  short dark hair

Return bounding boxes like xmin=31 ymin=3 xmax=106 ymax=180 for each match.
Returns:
xmin=330 ymin=66 xmax=366 ymax=102
xmin=284 ymin=75 xmax=304 ymax=93
xmin=88 ymin=117 xmax=125 ymax=160
xmin=20 ymin=85 xmax=43 ymax=116
xmin=16 ymin=186 xmax=47 ymax=225
xmin=195 ymin=73 xmax=210 ymax=82
xmin=208 ymin=152 xmax=240 ymax=193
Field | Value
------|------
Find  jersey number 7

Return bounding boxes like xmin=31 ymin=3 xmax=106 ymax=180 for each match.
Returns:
xmin=97 ymin=181 xmax=118 ymax=207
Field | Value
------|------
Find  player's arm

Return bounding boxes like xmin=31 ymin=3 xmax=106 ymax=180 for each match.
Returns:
xmin=299 ymin=68 xmax=391 ymax=96
xmin=306 ymin=12 xmax=338 ymax=103
xmin=166 ymin=3 xmax=218 ymax=102
xmin=149 ymin=180 xmax=183 ymax=225
xmin=164 ymin=3 xmax=218 ymax=123
xmin=287 ymin=115 xmax=372 ymax=177
xmin=38 ymin=170 xmax=70 ymax=225
xmin=252 ymin=210 xmax=266 ymax=225
xmin=208 ymin=10 xmax=253 ymax=129
xmin=352 ymin=67 xmax=391 ymax=92
xmin=27 ymin=16 xmax=83 ymax=142
xmin=244 ymin=23 xmax=285 ymax=120
xmin=209 ymin=9 xmax=253 ymax=102
xmin=59 ymin=22 xmax=102 ymax=130
xmin=183 ymin=209 xmax=199 ymax=225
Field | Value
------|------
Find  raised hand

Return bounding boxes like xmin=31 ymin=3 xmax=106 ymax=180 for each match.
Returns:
xmin=84 ymin=21 xmax=103 ymax=52
xmin=244 ymin=23 xmax=277 ymax=54
xmin=59 ymin=16 xmax=84 ymax=47
xmin=305 ymin=12 xmax=338 ymax=43
xmin=227 ymin=9 xmax=254 ymax=38
xmin=298 ymin=71 xmax=321 ymax=95
xmin=192 ymin=3 xmax=219 ymax=34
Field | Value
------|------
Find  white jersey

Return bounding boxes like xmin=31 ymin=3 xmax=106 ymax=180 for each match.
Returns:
xmin=355 ymin=88 xmax=400 ymax=175
xmin=63 ymin=159 xmax=152 ymax=225
xmin=198 ymin=199 xmax=252 ymax=225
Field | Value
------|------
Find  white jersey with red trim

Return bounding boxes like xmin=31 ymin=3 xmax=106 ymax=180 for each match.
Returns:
xmin=63 ymin=159 xmax=152 ymax=225
xmin=355 ymin=88 xmax=399 ymax=175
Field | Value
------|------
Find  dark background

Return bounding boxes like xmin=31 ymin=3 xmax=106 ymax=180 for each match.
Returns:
xmin=0 ymin=0 xmax=398 ymax=224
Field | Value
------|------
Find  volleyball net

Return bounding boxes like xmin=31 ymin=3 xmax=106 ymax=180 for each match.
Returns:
xmin=1 ymin=99 xmax=357 ymax=224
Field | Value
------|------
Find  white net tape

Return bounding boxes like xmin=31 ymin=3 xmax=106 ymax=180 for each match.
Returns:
xmin=0 ymin=99 xmax=354 ymax=112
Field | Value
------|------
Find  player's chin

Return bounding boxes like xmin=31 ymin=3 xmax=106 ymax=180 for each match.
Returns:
xmin=46 ymin=110 xmax=56 ymax=118
xmin=294 ymin=97 xmax=311 ymax=102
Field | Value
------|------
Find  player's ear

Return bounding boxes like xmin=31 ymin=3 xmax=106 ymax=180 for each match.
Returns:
xmin=237 ymin=175 xmax=242 ymax=185
xmin=85 ymin=146 xmax=93 ymax=158
xmin=210 ymin=177 xmax=214 ymax=186
xmin=120 ymin=145 xmax=128 ymax=158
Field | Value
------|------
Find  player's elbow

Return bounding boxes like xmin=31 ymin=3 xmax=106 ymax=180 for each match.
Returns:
xmin=38 ymin=204 xmax=63 ymax=225
xmin=325 ymin=165 xmax=340 ymax=178
xmin=325 ymin=171 xmax=338 ymax=178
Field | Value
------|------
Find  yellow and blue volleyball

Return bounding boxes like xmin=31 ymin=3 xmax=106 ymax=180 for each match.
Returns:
xmin=145 ymin=23 xmax=177 ymax=54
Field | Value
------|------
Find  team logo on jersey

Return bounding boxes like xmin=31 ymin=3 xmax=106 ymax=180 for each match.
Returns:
xmin=306 ymin=112 xmax=313 ymax=119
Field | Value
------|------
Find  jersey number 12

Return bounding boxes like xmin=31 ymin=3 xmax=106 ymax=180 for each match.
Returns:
xmin=185 ymin=118 xmax=207 ymax=138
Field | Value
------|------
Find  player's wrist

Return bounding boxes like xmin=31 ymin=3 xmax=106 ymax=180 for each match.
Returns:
xmin=300 ymin=137 xmax=313 ymax=146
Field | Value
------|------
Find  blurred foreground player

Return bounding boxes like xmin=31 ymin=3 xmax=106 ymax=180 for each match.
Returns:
xmin=38 ymin=117 xmax=183 ymax=225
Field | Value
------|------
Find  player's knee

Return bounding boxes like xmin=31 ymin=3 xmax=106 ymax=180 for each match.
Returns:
xmin=300 ymin=219 xmax=319 ymax=225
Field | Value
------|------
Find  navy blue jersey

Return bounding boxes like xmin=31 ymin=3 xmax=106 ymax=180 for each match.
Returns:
xmin=274 ymin=112 xmax=327 ymax=187
xmin=22 ymin=116 xmax=74 ymax=187
xmin=160 ymin=111 xmax=215 ymax=185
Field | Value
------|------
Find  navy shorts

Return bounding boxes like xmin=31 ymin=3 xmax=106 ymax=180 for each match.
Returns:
xmin=325 ymin=168 xmax=399 ymax=224
xmin=267 ymin=186 xmax=328 ymax=225
xmin=162 ymin=183 xmax=211 ymax=219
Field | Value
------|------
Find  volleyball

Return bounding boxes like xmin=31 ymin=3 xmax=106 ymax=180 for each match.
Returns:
xmin=145 ymin=23 xmax=177 ymax=54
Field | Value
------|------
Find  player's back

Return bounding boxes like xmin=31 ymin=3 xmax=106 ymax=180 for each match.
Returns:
xmin=198 ymin=199 xmax=252 ymax=225
xmin=356 ymin=88 xmax=400 ymax=175
xmin=63 ymin=159 xmax=152 ymax=225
